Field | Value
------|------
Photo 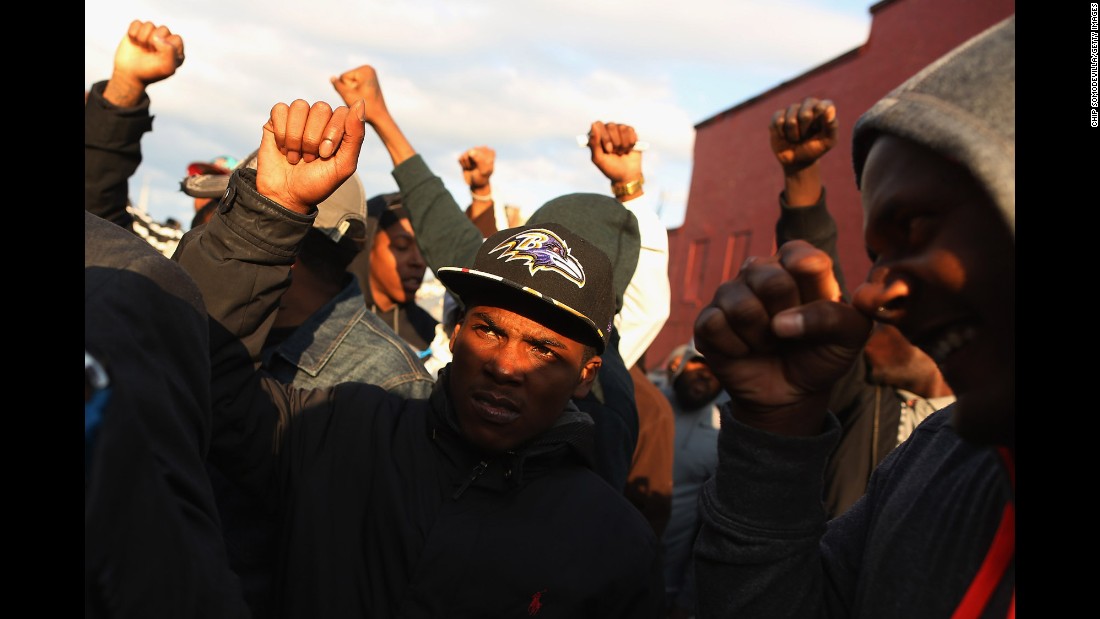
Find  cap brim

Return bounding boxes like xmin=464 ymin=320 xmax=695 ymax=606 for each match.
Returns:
xmin=436 ymin=266 xmax=606 ymax=352
xmin=180 ymin=173 xmax=232 ymax=199
xmin=181 ymin=150 xmax=258 ymax=199
xmin=187 ymin=162 xmax=230 ymax=176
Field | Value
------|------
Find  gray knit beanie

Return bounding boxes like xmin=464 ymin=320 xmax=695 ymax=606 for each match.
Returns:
xmin=852 ymin=15 xmax=1015 ymax=241
xmin=526 ymin=193 xmax=641 ymax=315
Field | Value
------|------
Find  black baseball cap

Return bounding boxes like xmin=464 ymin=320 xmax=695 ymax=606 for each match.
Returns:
xmin=436 ymin=223 xmax=615 ymax=353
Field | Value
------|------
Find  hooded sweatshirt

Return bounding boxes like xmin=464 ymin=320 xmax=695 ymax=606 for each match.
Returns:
xmin=694 ymin=15 xmax=1014 ymax=619
xmin=852 ymin=17 xmax=1015 ymax=239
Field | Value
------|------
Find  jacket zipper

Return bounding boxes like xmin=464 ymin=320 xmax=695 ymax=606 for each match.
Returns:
xmin=452 ymin=460 xmax=489 ymax=499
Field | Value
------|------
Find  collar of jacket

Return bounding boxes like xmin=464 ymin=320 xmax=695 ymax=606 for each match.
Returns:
xmin=428 ymin=365 xmax=597 ymax=491
xmin=266 ymin=277 xmax=364 ymax=375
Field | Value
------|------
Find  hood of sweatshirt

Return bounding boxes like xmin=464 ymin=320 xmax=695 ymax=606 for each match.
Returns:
xmin=852 ymin=15 xmax=1015 ymax=242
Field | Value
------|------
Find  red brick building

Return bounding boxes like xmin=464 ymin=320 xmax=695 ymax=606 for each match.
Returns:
xmin=647 ymin=0 xmax=1015 ymax=367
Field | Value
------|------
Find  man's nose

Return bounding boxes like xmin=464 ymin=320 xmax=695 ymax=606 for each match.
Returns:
xmin=852 ymin=265 xmax=911 ymax=322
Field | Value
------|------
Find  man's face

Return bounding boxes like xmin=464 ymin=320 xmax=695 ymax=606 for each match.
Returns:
xmin=370 ymin=219 xmax=427 ymax=306
xmin=854 ymin=135 xmax=1014 ymax=446
xmin=672 ymin=357 xmax=722 ymax=410
xmin=447 ymin=304 xmax=600 ymax=453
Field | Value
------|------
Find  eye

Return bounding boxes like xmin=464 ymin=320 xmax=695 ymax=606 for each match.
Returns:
xmin=901 ymin=213 xmax=936 ymax=247
xmin=472 ymin=324 xmax=500 ymax=339
xmin=531 ymin=344 xmax=557 ymax=361
xmin=886 ymin=204 xmax=937 ymax=251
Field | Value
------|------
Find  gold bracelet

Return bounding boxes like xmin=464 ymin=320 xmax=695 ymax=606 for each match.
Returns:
xmin=611 ymin=176 xmax=644 ymax=199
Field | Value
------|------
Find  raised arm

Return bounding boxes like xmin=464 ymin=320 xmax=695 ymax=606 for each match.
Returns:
xmin=769 ymin=97 xmax=847 ymax=296
xmin=459 ymin=146 xmax=500 ymax=237
xmin=173 ymin=100 xmax=366 ymax=493
xmin=331 ymin=65 xmax=484 ymax=277
xmin=691 ymin=240 xmax=870 ymax=618
xmin=586 ymin=121 xmax=670 ymax=369
xmin=85 ymin=20 xmax=185 ymax=227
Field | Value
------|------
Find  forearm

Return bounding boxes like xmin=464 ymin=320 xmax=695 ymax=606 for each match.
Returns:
xmin=466 ymin=202 xmax=499 ymax=238
xmin=175 ymin=169 xmax=313 ymax=374
xmin=84 ymin=80 xmax=153 ymax=227
xmin=393 ymin=155 xmax=484 ymax=274
xmin=173 ymin=168 xmax=319 ymax=503
xmin=694 ymin=407 xmax=840 ymax=618
xmin=102 ymin=70 xmax=148 ymax=108
xmin=781 ymin=161 xmax=824 ymax=208
xmin=617 ymin=266 xmax=670 ymax=368
xmin=617 ymin=194 xmax=670 ymax=367
xmin=370 ymin=113 xmax=417 ymax=169
xmin=465 ymin=176 xmax=497 ymax=236
xmin=775 ymin=188 xmax=848 ymax=298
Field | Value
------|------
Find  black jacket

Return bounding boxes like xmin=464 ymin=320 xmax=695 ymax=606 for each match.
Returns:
xmin=174 ymin=169 xmax=664 ymax=618
xmin=85 ymin=212 xmax=249 ymax=618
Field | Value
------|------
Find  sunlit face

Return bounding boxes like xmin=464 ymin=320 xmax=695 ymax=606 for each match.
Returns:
xmin=369 ymin=219 xmax=427 ymax=308
xmin=672 ymin=358 xmax=722 ymax=410
xmin=447 ymin=304 xmax=600 ymax=453
xmin=853 ymin=135 xmax=1014 ymax=447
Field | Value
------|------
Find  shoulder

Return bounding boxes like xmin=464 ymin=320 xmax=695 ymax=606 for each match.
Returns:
xmin=86 ymin=212 xmax=205 ymax=316
xmin=872 ymin=405 xmax=1009 ymax=495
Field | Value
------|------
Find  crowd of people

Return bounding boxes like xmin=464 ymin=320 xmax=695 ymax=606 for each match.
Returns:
xmin=86 ymin=14 xmax=1014 ymax=619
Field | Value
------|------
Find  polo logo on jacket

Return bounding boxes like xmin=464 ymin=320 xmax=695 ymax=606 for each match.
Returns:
xmin=527 ymin=589 xmax=547 ymax=615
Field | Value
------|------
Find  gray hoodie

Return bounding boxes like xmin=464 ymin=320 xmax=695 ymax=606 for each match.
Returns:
xmin=852 ymin=15 xmax=1015 ymax=240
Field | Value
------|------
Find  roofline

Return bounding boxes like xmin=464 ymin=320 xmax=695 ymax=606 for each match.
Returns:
xmin=694 ymin=0 xmax=898 ymax=131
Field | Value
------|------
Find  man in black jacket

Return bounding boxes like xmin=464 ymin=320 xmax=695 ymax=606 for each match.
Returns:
xmin=174 ymin=99 xmax=663 ymax=618
xmin=85 ymin=211 xmax=248 ymax=618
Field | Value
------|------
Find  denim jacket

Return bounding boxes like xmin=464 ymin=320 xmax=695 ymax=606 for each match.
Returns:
xmin=263 ymin=277 xmax=434 ymax=399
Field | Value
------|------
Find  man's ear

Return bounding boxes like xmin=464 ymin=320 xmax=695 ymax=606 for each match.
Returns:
xmin=668 ymin=353 xmax=683 ymax=375
xmin=571 ymin=355 xmax=602 ymax=399
xmin=448 ymin=322 xmax=462 ymax=353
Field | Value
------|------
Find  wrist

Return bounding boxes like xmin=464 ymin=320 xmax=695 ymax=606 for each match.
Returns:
xmin=730 ymin=393 xmax=831 ymax=437
xmin=611 ymin=175 xmax=644 ymax=200
xmin=102 ymin=72 xmax=147 ymax=108
xmin=470 ymin=189 xmax=494 ymax=203
xmin=782 ymin=164 xmax=823 ymax=208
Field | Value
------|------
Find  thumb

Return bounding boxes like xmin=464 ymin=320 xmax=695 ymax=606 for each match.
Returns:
xmin=772 ymin=300 xmax=870 ymax=348
xmin=334 ymin=100 xmax=367 ymax=172
xmin=348 ymin=99 xmax=367 ymax=137
xmin=260 ymin=118 xmax=277 ymax=155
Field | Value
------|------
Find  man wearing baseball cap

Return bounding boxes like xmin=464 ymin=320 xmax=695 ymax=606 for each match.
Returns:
xmin=174 ymin=100 xmax=663 ymax=618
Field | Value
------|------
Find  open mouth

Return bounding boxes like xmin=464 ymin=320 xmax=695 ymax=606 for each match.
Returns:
xmin=912 ymin=322 xmax=977 ymax=366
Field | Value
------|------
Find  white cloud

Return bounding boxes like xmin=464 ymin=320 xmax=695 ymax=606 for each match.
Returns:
xmin=85 ymin=0 xmax=873 ymax=229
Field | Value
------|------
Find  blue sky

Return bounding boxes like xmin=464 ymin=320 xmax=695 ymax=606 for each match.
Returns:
xmin=86 ymin=0 xmax=877 ymax=230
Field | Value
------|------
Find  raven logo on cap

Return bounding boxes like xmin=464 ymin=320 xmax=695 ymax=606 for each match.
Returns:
xmin=488 ymin=229 xmax=585 ymax=288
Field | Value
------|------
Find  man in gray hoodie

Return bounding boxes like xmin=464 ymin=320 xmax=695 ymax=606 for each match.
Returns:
xmin=692 ymin=15 xmax=1014 ymax=618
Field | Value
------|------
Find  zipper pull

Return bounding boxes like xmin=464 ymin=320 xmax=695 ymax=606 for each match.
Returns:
xmin=452 ymin=460 xmax=489 ymax=499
